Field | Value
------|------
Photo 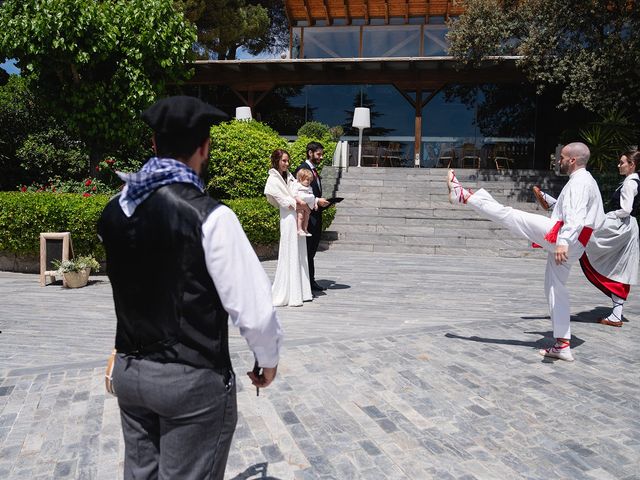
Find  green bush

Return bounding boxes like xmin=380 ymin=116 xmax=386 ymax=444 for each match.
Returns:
xmin=0 ymin=192 xmax=108 ymax=258
xmin=225 ymin=197 xmax=280 ymax=245
xmin=0 ymin=192 xmax=337 ymax=261
xmin=288 ymin=135 xmax=337 ymax=172
xmin=208 ymin=120 xmax=288 ymax=199
xmin=297 ymin=121 xmax=330 ymax=139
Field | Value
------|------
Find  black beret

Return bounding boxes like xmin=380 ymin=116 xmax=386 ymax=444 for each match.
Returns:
xmin=141 ymin=95 xmax=228 ymax=135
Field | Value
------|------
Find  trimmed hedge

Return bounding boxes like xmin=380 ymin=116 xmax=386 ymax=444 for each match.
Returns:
xmin=0 ymin=192 xmax=109 ymax=258
xmin=0 ymin=192 xmax=336 ymax=260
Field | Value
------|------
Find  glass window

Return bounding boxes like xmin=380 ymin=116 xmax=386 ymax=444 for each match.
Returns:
xmin=303 ymin=27 xmax=360 ymax=58
xmin=428 ymin=16 xmax=446 ymax=25
xmin=363 ymin=25 xmax=421 ymax=57
xmin=421 ymin=84 xmax=536 ymax=168
xmin=423 ymin=25 xmax=449 ymax=56
xmin=421 ymin=86 xmax=478 ymax=167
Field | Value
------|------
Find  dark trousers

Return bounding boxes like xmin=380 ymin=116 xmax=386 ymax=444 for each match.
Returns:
xmin=113 ymin=355 xmax=237 ymax=480
xmin=306 ymin=210 xmax=322 ymax=284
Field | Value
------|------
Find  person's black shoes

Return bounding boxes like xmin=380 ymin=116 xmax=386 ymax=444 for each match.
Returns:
xmin=311 ymin=281 xmax=326 ymax=291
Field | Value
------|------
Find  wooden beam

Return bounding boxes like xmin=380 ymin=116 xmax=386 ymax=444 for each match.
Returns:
xmin=421 ymin=84 xmax=445 ymax=108
xmin=425 ymin=0 xmax=430 ymax=24
xmin=363 ymin=0 xmax=369 ymax=24
xmin=392 ymin=84 xmax=417 ymax=109
xmin=322 ymin=0 xmax=331 ymax=25
xmin=343 ymin=0 xmax=351 ymax=24
xmin=404 ymin=0 xmax=409 ymax=23
xmin=414 ymin=89 xmax=422 ymax=167
xmin=446 ymin=0 xmax=451 ymax=21
xmin=384 ymin=0 xmax=389 ymax=24
xmin=302 ymin=0 xmax=312 ymax=24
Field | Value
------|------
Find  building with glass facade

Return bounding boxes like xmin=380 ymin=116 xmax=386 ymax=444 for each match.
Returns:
xmin=189 ymin=0 xmax=565 ymax=169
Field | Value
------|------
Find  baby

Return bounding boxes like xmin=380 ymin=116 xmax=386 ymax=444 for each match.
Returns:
xmin=293 ymin=169 xmax=316 ymax=236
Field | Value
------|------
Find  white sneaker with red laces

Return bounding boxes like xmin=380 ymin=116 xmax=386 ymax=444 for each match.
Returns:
xmin=538 ymin=342 xmax=574 ymax=362
xmin=447 ymin=169 xmax=471 ymax=204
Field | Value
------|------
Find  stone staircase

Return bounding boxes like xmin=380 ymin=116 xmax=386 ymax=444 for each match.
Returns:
xmin=319 ymin=167 xmax=566 ymax=257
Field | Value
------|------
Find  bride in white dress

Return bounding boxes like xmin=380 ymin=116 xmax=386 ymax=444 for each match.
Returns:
xmin=264 ymin=149 xmax=312 ymax=306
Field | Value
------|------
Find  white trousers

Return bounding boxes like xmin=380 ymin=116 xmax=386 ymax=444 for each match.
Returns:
xmin=467 ymin=189 xmax=585 ymax=339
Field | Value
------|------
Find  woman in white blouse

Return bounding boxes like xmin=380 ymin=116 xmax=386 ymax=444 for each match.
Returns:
xmin=579 ymin=149 xmax=640 ymax=326
xmin=263 ymin=149 xmax=312 ymax=307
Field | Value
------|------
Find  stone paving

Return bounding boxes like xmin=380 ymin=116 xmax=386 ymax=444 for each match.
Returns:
xmin=0 ymin=250 xmax=639 ymax=479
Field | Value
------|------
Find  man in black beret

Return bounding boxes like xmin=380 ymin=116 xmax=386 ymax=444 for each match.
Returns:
xmin=98 ymin=96 xmax=283 ymax=479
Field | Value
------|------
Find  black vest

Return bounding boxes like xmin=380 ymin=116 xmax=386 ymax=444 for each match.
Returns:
xmin=612 ymin=178 xmax=640 ymax=217
xmin=98 ymin=183 xmax=230 ymax=371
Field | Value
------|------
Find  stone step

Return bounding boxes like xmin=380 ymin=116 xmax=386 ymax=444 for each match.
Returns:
xmin=332 ymin=194 xmax=543 ymax=206
xmin=330 ymin=216 xmax=522 ymax=228
xmin=332 ymin=204 xmax=543 ymax=219
xmin=319 ymin=239 xmax=545 ymax=258
xmin=321 ymin=166 xmax=560 ymax=256
xmin=322 ymin=230 xmax=535 ymax=247
xmin=326 ymin=167 xmax=563 ymax=182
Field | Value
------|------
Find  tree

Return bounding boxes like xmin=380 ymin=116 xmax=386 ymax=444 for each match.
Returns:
xmin=0 ymin=75 xmax=57 ymax=189
xmin=0 ymin=0 xmax=197 ymax=171
xmin=176 ymin=0 xmax=288 ymax=59
xmin=447 ymin=0 xmax=640 ymax=116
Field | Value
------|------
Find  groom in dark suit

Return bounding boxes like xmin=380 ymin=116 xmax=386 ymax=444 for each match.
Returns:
xmin=295 ymin=141 xmax=330 ymax=292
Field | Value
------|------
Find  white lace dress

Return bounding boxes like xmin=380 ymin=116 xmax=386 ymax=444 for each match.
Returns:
xmin=264 ymin=169 xmax=312 ymax=306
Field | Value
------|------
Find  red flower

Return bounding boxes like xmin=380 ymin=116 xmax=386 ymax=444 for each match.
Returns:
xmin=20 ymin=186 xmax=27 ymax=192
xmin=92 ymin=186 xmax=97 ymax=191
xmin=95 ymin=165 xmax=100 ymax=172
xmin=85 ymin=179 xmax=92 ymax=186
xmin=83 ymin=192 xmax=91 ymax=197
xmin=106 ymin=159 xmax=115 ymax=165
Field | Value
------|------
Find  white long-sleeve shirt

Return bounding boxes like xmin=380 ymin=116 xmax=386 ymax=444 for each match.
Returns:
xmin=551 ymin=168 xmax=605 ymax=246
xmin=202 ymin=205 xmax=283 ymax=368
xmin=613 ymin=173 xmax=639 ymax=219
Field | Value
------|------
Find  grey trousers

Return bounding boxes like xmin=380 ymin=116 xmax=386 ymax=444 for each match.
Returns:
xmin=113 ymin=354 xmax=237 ymax=480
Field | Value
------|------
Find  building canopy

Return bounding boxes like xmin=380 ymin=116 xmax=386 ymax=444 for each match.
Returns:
xmin=284 ymin=0 xmax=465 ymax=25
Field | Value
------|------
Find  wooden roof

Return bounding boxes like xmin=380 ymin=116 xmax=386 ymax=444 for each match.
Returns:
xmin=284 ymin=0 xmax=465 ymax=24
xmin=189 ymin=56 xmax=523 ymax=91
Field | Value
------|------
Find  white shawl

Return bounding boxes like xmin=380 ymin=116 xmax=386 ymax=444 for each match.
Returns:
xmin=264 ymin=168 xmax=296 ymax=210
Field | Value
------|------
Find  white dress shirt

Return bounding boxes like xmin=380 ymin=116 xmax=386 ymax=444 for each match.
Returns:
xmin=551 ymin=168 xmax=605 ymax=246
xmin=202 ymin=205 xmax=283 ymax=368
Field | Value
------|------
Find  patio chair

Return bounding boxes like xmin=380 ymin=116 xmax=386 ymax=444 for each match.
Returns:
xmin=437 ymin=149 xmax=456 ymax=168
xmin=461 ymin=143 xmax=481 ymax=169
xmin=493 ymin=144 xmax=514 ymax=171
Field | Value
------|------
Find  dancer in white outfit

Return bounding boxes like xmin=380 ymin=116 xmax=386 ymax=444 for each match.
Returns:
xmin=447 ymin=142 xmax=605 ymax=361
xmin=535 ymin=149 xmax=640 ymax=327
xmin=264 ymin=149 xmax=313 ymax=307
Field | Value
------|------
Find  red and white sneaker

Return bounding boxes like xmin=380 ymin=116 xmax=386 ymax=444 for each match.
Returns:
xmin=538 ymin=342 xmax=574 ymax=362
xmin=447 ymin=169 xmax=471 ymax=204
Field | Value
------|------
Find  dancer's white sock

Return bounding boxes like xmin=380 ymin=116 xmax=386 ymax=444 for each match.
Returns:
xmin=609 ymin=294 xmax=624 ymax=322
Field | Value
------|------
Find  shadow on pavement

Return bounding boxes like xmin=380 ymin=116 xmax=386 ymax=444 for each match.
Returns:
xmin=445 ymin=331 xmax=586 ymax=350
xmin=318 ymin=279 xmax=350 ymax=290
xmin=228 ymin=462 xmax=281 ymax=480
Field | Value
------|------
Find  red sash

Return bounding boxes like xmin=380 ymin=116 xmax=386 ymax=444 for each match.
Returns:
xmin=532 ymin=221 xmax=593 ymax=248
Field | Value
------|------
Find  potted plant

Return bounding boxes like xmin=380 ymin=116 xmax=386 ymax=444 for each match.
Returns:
xmin=53 ymin=255 xmax=100 ymax=288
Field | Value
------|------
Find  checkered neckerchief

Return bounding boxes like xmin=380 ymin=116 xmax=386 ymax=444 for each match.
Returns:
xmin=117 ymin=157 xmax=204 ymax=217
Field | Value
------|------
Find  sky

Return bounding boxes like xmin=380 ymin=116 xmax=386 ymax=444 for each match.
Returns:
xmin=1 ymin=59 xmax=19 ymax=74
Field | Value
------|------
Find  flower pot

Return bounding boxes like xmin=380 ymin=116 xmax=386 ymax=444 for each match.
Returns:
xmin=64 ymin=268 xmax=91 ymax=288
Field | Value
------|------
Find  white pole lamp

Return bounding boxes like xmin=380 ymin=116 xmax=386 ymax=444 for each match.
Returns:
xmin=235 ymin=106 xmax=252 ymax=121
xmin=352 ymin=107 xmax=370 ymax=167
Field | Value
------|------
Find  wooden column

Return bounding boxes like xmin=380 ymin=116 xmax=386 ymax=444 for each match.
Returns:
xmin=414 ymin=89 xmax=422 ymax=167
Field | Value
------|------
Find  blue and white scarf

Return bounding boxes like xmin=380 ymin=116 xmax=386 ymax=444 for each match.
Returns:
xmin=117 ymin=157 xmax=204 ymax=217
